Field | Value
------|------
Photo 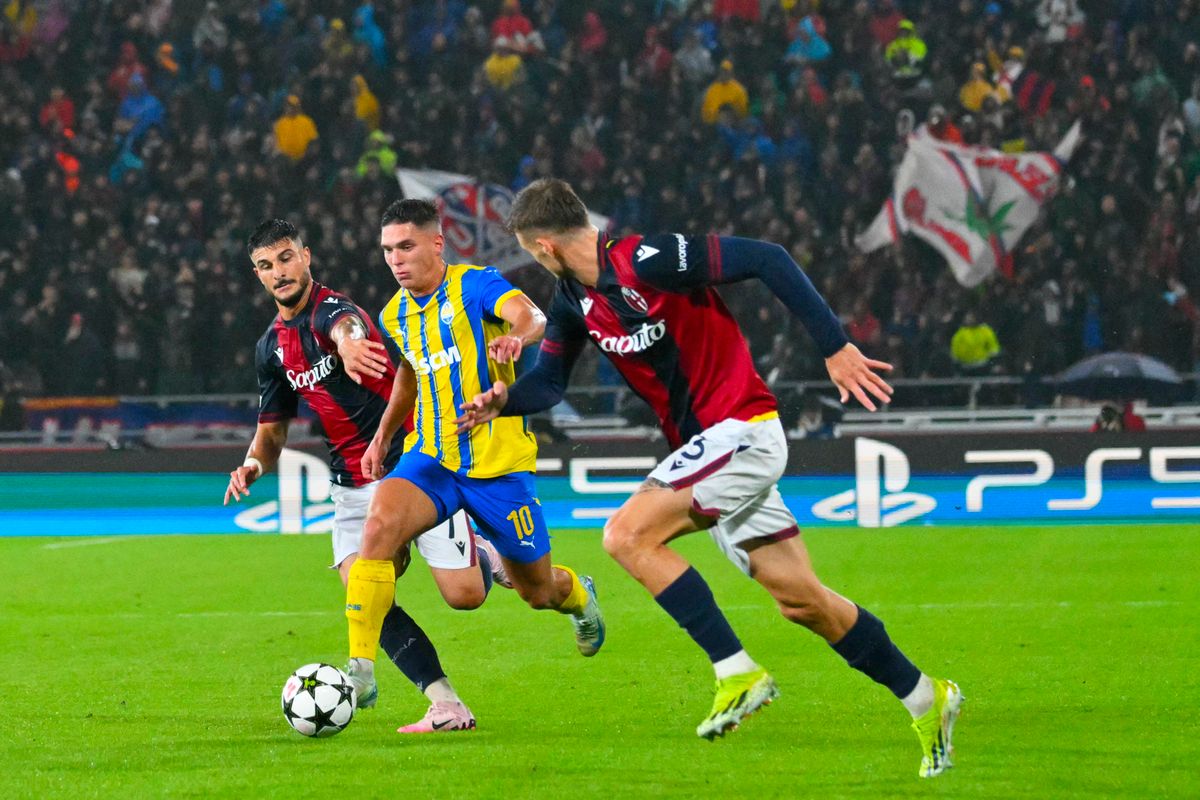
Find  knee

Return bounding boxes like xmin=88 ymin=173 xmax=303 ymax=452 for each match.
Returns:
xmin=361 ymin=514 xmax=404 ymax=559
xmin=773 ymin=584 xmax=831 ymax=630
xmin=601 ymin=514 xmax=643 ymax=559
xmin=777 ymin=598 xmax=825 ymax=629
xmin=444 ymin=586 xmax=486 ymax=611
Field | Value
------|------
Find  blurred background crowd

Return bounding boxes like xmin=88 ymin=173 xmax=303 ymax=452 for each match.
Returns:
xmin=1 ymin=0 xmax=1198 ymax=411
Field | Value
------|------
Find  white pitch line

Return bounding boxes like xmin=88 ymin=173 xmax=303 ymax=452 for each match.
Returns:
xmin=722 ymin=600 xmax=1184 ymax=611
xmin=175 ymin=610 xmax=330 ymax=618
xmin=41 ymin=536 xmax=126 ymax=550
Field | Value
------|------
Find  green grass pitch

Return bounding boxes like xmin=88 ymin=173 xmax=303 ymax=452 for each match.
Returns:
xmin=2 ymin=524 xmax=1197 ymax=799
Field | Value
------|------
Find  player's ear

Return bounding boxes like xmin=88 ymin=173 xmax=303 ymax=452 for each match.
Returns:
xmin=432 ymin=232 xmax=445 ymax=254
xmin=534 ymin=235 xmax=556 ymax=258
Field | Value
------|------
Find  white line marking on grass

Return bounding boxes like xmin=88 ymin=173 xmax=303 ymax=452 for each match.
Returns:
xmin=174 ymin=611 xmax=330 ymax=618
xmin=42 ymin=537 xmax=126 ymax=550
xmin=722 ymin=600 xmax=1183 ymax=611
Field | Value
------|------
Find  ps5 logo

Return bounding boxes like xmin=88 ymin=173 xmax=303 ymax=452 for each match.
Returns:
xmin=233 ymin=448 xmax=335 ymax=534
xmin=812 ymin=438 xmax=936 ymax=527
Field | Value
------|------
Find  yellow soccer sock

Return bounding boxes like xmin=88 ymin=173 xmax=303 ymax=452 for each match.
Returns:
xmin=554 ymin=563 xmax=589 ymax=615
xmin=345 ymin=558 xmax=396 ymax=660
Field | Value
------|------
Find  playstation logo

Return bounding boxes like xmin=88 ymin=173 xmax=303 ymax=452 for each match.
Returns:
xmin=811 ymin=438 xmax=936 ymax=527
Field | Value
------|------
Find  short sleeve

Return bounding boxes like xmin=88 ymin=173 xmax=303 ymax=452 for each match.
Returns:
xmin=378 ymin=309 xmax=405 ymax=364
xmin=256 ymin=341 xmax=298 ymax=423
xmin=473 ymin=266 xmax=524 ymax=322
xmin=312 ymin=292 xmax=365 ymax=340
xmin=629 ymin=233 xmax=723 ymax=292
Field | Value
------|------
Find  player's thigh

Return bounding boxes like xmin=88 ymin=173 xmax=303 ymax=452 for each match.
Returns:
xmin=458 ymin=472 xmax=550 ymax=565
xmin=415 ymin=510 xmax=485 ymax=610
xmin=428 ymin=565 xmax=486 ymax=610
xmin=603 ymin=480 xmax=709 ymax=554
xmin=362 ymin=452 xmax=455 ymax=557
xmin=611 ymin=417 xmax=789 ymax=555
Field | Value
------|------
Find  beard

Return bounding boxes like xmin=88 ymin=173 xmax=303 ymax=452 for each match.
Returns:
xmin=275 ymin=273 xmax=311 ymax=308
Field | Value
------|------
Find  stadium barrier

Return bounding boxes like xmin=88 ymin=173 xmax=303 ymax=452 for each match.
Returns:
xmin=1 ymin=432 xmax=1195 ymax=536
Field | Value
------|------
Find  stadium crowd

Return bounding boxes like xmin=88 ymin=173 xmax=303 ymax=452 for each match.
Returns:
xmin=1 ymin=0 xmax=1198 ymax=413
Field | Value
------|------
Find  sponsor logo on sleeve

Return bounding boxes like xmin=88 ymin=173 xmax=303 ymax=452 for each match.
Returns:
xmin=635 ymin=244 xmax=660 ymax=261
xmin=674 ymin=234 xmax=688 ymax=271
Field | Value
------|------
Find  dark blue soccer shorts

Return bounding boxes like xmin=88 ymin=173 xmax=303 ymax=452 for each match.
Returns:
xmin=385 ymin=450 xmax=551 ymax=563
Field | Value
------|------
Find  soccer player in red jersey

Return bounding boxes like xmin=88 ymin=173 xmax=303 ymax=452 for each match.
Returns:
xmin=224 ymin=219 xmax=505 ymax=733
xmin=456 ymin=180 xmax=962 ymax=777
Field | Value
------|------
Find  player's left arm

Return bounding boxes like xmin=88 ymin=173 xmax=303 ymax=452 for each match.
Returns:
xmin=635 ymin=235 xmax=894 ymax=411
xmin=488 ymin=292 xmax=547 ymax=364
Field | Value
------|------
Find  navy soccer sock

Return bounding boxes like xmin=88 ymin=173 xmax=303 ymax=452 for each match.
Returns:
xmin=830 ymin=605 xmax=922 ymax=698
xmin=654 ymin=567 xmax=744 ymax=663
xmin=379 ymin=605 xmax=446 ymax=692
xmin=475 ymin=544 xmax=494 ymax=595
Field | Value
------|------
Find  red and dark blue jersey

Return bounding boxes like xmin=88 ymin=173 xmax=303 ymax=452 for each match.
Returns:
xmin=255 ymin=282 xmax=405 ymax=487
xmin=540 ymin=233 xmax=783 ymax=449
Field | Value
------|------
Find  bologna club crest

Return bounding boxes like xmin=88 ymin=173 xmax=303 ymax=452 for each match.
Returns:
xmin=621 ymin=287 xmax=649 ymax=314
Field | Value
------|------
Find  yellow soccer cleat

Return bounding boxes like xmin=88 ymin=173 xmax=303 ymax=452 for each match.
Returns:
xmin=912 ymin=678 xmax=963 ymax=778
xmin=696 ymin=667 xmax=779 ymax=740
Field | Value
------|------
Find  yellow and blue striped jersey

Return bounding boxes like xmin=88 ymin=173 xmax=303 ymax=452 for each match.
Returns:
xmin=378 ymin=263 xmax=537 ymax=478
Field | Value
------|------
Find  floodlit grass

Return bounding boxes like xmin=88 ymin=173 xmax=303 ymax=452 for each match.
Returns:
xmin=2 ymin=525 xmax=1197 ymax=798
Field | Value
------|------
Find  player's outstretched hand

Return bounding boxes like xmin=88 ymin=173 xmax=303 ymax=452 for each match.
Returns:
xmin=454 ymin=380 xmax=509 ymax=434
xmin=487 ymin=335 xmax=523 ymax=364
xmin=825 ymin=343 xmax=894 ymax=412
xmin=223 ymin=466 xmax=258 ymax=505
xmin=338 ymin=338 xmax=390 ymax=384
xmin=361 ymin=436 xmax=386 ymax=482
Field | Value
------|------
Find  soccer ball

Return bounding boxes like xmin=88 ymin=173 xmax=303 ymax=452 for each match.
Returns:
xmin=281 ymin=663 xmax=357 ymax=737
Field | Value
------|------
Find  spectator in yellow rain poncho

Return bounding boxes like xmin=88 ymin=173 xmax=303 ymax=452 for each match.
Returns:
xmin=273 ymin=95 xmax=319 ymax=161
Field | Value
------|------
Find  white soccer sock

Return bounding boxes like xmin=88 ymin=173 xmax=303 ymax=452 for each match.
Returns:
xmin=349 ymin=657 xmax=375 ymax=680
xmin=713 ymin=650 xmax=759 ymax=680
xmin=424 ymin=677 xmax=461 ymax=705
xmin=901 ymin=674 xmax=935 ymax=718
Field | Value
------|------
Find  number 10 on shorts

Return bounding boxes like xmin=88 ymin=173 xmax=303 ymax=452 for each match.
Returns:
xmin=506 ymin=505 xmax=536 ymax=539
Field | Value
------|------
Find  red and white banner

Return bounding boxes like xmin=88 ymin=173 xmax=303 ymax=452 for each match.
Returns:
xmin=397 ymin=169 xmax=609 ymax=273
xmin=856 ymin=122 xmax=1081 ymax=287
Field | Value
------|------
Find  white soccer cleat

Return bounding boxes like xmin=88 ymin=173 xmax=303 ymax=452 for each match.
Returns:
xmin=571 ymin=576 xmax=605 ymax=656
xmin=344 ymin=660 xmax=378 ymax=709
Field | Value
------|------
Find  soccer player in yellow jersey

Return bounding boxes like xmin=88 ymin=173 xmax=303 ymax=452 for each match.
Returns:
xmin=343 ymin=199 xmax=605 ymax=731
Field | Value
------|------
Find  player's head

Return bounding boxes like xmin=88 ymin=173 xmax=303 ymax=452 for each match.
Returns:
xmin=247 ymin=219 xmax=312 ymax=309
xmin=379 ymin=199 xmax=446 ymax=293
xmin=507 ymin=178 xmax=593 ymax=277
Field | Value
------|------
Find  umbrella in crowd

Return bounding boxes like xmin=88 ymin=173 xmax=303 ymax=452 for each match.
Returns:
xmin=1054 ymin=352 xmax=1183 ymax=403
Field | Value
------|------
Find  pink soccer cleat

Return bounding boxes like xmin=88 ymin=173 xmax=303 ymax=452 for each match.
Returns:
xmin=474 ymin=532 xmax=513 ymax=589
xmin=396 ymin=701 xmax=477 ymax=734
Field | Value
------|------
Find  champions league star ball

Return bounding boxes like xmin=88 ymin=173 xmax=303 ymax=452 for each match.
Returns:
xmin=281 ymin=663 xmax=357 ymax=738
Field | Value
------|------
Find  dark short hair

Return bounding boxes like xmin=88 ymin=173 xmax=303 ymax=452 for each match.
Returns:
xmin=381 ymin=198 xmax=441 ymax=229
xmin=507 ymin=178 xmax=590 ymax=234
xmin=246 ymin=218 xmax=303 ymax=256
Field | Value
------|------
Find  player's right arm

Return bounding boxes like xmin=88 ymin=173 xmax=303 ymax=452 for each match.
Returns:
xmin=362 ymin=359 xmax=417 ymax=481
xmin=224 ymin=420 xmax=288 ymax=505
